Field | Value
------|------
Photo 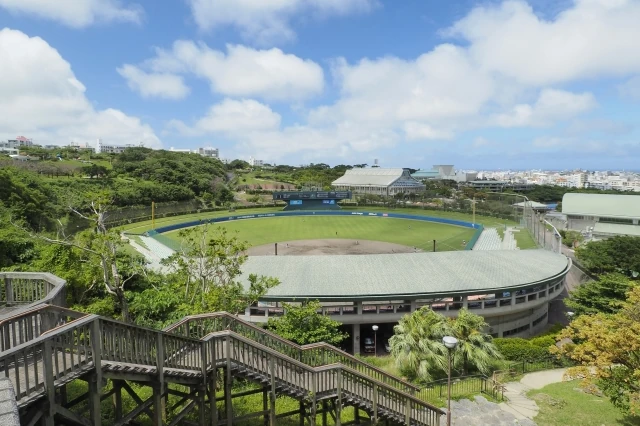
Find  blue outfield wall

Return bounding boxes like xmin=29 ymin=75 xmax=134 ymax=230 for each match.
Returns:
xmin=147 ymin=210 xmax=485 ymax=250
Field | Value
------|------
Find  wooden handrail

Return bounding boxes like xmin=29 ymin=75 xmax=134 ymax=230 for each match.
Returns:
xmin=203 ymin=330 xmax=444 ymax=419
xmin=164 ymin=311 xmax=419 ymax=393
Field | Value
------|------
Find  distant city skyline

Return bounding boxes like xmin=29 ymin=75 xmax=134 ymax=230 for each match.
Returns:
xmin=1 ymin=0 xmax=639 ymax=169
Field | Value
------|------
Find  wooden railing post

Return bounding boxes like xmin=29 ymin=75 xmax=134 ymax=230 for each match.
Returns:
xmin=269 ymin=356 xmax=276 ymax=426
xmin=89 ymin=319 xmax=102 ymax=426
xmin=372 ymin=385 xmax=378 ymax=425
xmin=4 ymin=277 xmax=13 ymax=306
xmin=405 ymin=398 xmax=411 ymax=425
xmin=42 ymin=339 xmax=56 ymax=426
xmin=209 ymin=339 xmax=218 ymax=426
xmin=310 ymin=372 xmax=317 ymax=426
xmin=225 ymin=335 xmax=233 ymax=426
xmin=154 ymin=333 xmax=165 ymax=425
xmin=335 ymin=369 xmax=342 ymax=426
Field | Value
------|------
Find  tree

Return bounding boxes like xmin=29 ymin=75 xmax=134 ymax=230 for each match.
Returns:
xmin=576 ymin=236 xmax=640 ymax=277
xmin=389 ymin=307 xmax=448 ymax=382
xmin=389 ymin=307 xmax=501 ymax=381
xmin=554 ymin=286 xmax=640 ymax=414
xmin=565 ymin=273 xmax=634 ymax=316
xmin=266 ymin=300 xmax=347 ymax=345
xmin=17 ymin=192 xmax=143 ymax=322
xmin=161 ymin=224 xmax=279 ymax=316
xmin=445 ymin=308 xmax=502 ymax=375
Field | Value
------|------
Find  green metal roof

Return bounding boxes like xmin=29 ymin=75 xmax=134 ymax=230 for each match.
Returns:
xmin=562 ymin=193 xmax=640 ymax=219
xmin=593 ymin=222 xmax=640 ymax=236
xmin=240 ymin=250 xmax=570 ymax=302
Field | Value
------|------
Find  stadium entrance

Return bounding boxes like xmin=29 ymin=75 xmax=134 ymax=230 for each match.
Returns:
xmin=273 ymin=191 xmax=352 ymax=211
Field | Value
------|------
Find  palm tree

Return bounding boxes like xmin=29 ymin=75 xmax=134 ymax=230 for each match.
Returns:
xmin=443 ymin=308 xmax=502 ymax=375
xmin=389 ymin=307 xmax=447 ymax=382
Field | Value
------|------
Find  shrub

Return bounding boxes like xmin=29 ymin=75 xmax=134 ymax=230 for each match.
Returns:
xmin=494 ymin=337 xmax=551 ymax=361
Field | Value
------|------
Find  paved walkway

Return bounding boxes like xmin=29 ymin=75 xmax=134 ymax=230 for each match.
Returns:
xmin=499 ymin=368 xmax=568 ymax=420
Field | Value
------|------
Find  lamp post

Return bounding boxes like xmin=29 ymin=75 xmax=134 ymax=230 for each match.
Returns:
xmin=443 ymin=336 xmax=458 ymax=426
xmin=372 ymin=325 xmax=379 ymax=357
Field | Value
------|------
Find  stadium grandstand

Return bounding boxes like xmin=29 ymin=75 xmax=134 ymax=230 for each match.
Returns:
xmin=239 ymin=250 xmax=571 ymax=353
xmin=332 ymin=168 xmax=425 ymax=196
xmin=562 ymin=193 xmax=640 ymax=237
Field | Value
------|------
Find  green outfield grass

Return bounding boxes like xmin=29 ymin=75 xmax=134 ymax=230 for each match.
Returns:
xmin=162 ymin=215 xmax=477 ymax=252
xmin=120 ymin=206 xmax=518 ymax=236
xmin=514 ymin=228 xmax=538 ymax=249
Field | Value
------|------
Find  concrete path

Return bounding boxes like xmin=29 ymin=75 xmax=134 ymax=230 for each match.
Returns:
xmin=499 ymin=368 xmax=568 ymax=420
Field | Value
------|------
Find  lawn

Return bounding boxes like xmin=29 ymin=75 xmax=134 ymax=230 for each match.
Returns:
xmin=162 ymin=215 xmax=477 ymax=252
xmin=528 ymin=381 xmax=639 ymax=426
xmin=120 ymin=206 xmax=518 ymax=236
xmin=514 ymin=228 xmax=538 ymax=249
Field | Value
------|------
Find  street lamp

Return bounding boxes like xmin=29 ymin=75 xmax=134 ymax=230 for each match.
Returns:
xmin=443 ymin=336 xmax=458 ymax=426
xmin=567 ymin=311 xmax=575 ymax=320
xmin=372 ymin=325 xmax=379 ymax=357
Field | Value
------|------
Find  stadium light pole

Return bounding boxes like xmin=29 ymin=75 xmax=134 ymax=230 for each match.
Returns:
xmin=372 ymin=325 xmax=379 ymax=357
xmin=443 ymin=336 xmax=458 ymax=426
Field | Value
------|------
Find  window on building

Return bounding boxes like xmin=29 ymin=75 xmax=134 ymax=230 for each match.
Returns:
xmin=599 ymin=217 xmax=634 ymax=224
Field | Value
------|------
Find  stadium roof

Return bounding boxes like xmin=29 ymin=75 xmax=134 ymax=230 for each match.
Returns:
xmin=512 ymin=201 xmax=550 ymax=209
xmin=240 ymin=250 xmax=570 ymax=301
xmin=562 ymin=193 xmax=640 ymax=219
xmin=593 ymin=222 xmax=640 ymax=237
xmin=332 ymin=168 xmax=406 ymax=187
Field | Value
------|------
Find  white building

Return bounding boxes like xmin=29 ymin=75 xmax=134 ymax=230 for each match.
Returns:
xmin=198 ymin=147 xmax=219 ymax=158
xmin=96 ymin=139 xmax=137 ymax=154
xmin=249 ymin=156 xmax=264 ymax=167
xmin=563 ymin=193 xmax=640 ymax=237
xmin=332 ymin=168 xmax=426 ymax=196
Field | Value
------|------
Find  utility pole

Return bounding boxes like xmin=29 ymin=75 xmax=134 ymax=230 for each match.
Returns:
xmin=151 ymin=201 xmax=155 ymax=229
xmin=472 ymin=197 xmax=476 ymax=224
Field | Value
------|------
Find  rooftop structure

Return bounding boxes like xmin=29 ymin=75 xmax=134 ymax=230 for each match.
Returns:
xmin=240 ymin=250 xmax=570 ymax=348
xmin=332 ymin=168 xmax=425 ymax=196
xmin=563 ymin=193 xmax=640 ymax=236
xmin=241 ymin=250 xmax=568 ymax=302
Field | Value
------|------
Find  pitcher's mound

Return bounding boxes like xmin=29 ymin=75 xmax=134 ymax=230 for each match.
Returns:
xmin=247 ymin=239 xmax=420 ymax=256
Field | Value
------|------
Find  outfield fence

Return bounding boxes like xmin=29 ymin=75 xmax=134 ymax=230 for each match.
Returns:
xmin=145 ymin=210 xmax=484 ymax=253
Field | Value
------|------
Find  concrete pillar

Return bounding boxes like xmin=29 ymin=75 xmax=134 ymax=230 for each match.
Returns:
xmin=352 ymin=323 xmax=361 ymax=355
xmin=356 ymin=301 xmax=363 ymax=315
xmin=462 ymin=295 xmax=468 ymax=310
xmin=410 ymin=300 xmax=417 ymax=312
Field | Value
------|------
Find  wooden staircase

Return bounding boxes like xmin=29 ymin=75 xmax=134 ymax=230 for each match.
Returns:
xmin=1 ymin=275 xmax=444 ymax=425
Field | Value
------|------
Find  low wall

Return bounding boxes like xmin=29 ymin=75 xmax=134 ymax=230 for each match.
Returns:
xmin=147 ymin=210 xmax=484 ymax=250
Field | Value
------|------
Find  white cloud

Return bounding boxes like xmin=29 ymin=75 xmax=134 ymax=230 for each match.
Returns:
xmin=447 ymin=0 xmax=640 ymax=85
xmin=618 ymin=76 xmax=640 ymax=100
xmin=164 ymin=0 xmax=640 ymax=162
xmin=493 ymin=89 xmax=596 ymax=127
xmin=0 ymin=0 xmax=142 ymax=28
xmin=186 ymin=0 xmax=377 ymax=45
xmin=128 ymin=42 xmax=324 ymax=101
xmin=116 ymin=65 xmax=190 ymax=100
xmin=309 ymin=44 xmax=494 ymax=142
xmin=168 ymin=98 xmax=281 ymax=136
xmin=0 ymin=28 xmax=160 ymax=148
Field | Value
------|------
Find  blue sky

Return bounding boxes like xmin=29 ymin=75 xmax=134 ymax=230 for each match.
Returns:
xmin=1 ymin=0 xmax=639 ymax=170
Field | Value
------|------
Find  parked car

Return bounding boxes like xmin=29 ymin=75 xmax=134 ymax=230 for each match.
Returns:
xmin=363 ymin=337 xmax=375 ymax=353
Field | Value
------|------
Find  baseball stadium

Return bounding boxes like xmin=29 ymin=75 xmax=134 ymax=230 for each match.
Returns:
xmin=124 ymin=192 xmax=570 ymax=355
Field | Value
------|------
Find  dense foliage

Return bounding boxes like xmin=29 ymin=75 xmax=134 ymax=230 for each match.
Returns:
xmin=565 ymin=273 xmax=635 ymax=316
xmin=266 ymin=300 xmax=348 ymax=345
xmin=494 ymin=336 xmax=556 ymax=362
xmin=555 ymin=286 xmax=640 ymax=414
xmin=575 ymin=236 xmax=640 ymax=277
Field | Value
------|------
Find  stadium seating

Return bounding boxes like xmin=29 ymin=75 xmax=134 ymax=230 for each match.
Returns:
xmin=473 ymin=228 xmax=503 ymax=250
xmin=140 ymin=235 xmax=175 ymax=259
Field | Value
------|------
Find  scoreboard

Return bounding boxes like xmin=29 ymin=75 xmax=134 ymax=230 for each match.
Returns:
xmin=272 ymin=191 xmax=352 ymax=200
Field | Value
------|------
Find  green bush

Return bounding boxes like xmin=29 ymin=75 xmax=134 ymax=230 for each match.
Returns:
xmin=494 ymin=337 xmax=551 ymax=361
